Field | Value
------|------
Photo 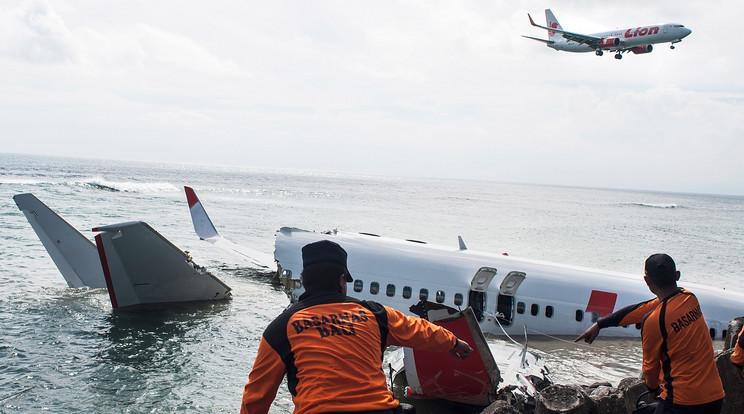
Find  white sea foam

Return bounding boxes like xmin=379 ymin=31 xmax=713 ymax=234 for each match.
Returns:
xmin=625 ymin=202 xmax=680 ymax=209
xmin=80 ymin=177 xmax=179 ymax=193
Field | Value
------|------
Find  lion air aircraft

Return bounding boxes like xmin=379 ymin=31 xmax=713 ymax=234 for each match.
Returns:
xmin=184 ymin=187 xmax=744 ymax=341
xmin=522 ymin=9 xmax=692 ymax=59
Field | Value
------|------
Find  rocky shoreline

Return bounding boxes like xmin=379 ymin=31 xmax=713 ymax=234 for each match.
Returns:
xmin=480 ymin=317 xmax=744 ymax=414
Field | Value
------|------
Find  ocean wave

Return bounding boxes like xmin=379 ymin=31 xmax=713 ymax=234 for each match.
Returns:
xmin=624 ymin=202 xmax=681 ymax=209
xmin=81 ymin=177 xmax=179 ymax=193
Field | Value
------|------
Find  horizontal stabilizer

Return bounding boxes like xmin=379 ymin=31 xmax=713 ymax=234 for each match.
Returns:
xmin=184 ymin=186 xmax=276 ymax=271
xmin=13 ymin=193 xmax=106 ymax=288
xmin=94 ymin=221 xmax=231 ymax=309
xmin=521 ymin=35 xmax=554 ymax=44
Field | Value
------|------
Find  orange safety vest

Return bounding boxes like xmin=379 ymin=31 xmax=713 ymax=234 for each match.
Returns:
xmin=241 ymin=291 xmax=457 ymax=414
xmin=732 ymin=329 xmax=744 ymax=367
xmin=597 ymin=288 xmax=724 ymax=406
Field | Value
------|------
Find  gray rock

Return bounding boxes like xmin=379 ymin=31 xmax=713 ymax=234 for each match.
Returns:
xmin=535 ymin=384 xmax=598 ymax=414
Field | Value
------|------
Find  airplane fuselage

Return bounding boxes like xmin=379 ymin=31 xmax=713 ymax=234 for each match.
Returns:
xmin=275 ymin=228 xmax=744 ymax=340
xmin=550 ymin=23 xmax=690 ymax=52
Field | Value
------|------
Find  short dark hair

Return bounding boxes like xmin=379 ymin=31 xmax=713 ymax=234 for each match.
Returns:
xmin=645 ymin=253 xmax=678 ymax=287
xmin=301 ymin=262 xmax=348 ymax=292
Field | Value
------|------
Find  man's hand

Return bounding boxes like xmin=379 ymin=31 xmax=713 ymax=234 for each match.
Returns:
xmin=574 ymin=322 xmax=600 ymax=344
xmin=448 ymin=338 xmax=473 ymax=360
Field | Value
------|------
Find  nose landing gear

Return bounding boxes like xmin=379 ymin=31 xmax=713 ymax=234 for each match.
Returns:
xmin=614 ymin=53 xmax=623 ymax=59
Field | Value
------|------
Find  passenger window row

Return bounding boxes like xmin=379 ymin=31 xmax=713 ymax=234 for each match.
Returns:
xmin=353 ymin=280 xmax=464 ymax=306
xmin=516 ymin=301 xmax=596 ymax=322
xmin=514 ymin=301 xmax=643 ymax=330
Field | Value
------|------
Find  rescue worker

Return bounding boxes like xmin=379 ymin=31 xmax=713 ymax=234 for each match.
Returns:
xmin=575 ymin=253 xmax=725 ymax=414
xmin=731 ymin=329 xmax=744 ymax=380
xmin=241 ymin=240 xmax=474 ymax=414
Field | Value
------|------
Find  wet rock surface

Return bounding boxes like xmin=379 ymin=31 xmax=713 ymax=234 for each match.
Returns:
xmin=472 ymin=317 xmax=744 ymax=414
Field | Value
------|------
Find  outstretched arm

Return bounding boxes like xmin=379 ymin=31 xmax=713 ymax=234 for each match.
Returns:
xmin=574 ymin=322 xmax=600 ymax=344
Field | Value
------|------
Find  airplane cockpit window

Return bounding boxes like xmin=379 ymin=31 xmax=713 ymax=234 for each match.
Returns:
xmin=517 ymin=302 xmax=525 ymax=314
xmin=530 ymin=303 xmax=539 ymax=316
xmin=454 ymin=293 xmax=463 ymax=306
xmin=386 ymin=284 xmax=396 ymax=297
xmin=575 ymin=310 xmax=584 ymax=322
xmin=402 ymin=286 xmax=412 ymax=299
xmin=370 ymin=282 xmax=380 ymax=295
xmin=353 ymin=280 xmax=363 ymax=293
xmin=545 ymin=305 xmax=554 ymax=318
xmin=435 ymin=290 xmax=445 ymax=303
xmin=419 ymin=288 xmax=429 ymax=301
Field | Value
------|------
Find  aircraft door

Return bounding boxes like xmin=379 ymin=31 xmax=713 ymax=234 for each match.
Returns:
xmin=468 ymin=267 xmax=497 ymax=322
xmin=496 ymin=271 xmax=526 ymax=326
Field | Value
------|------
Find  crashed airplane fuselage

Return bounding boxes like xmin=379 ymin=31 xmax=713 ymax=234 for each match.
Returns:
xmin=185 ymin=187 xmax=744 ymax=340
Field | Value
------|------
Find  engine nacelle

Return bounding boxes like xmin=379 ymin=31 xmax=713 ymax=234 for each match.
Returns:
xmin=599 ymin=37 xmax=620 ymax=49
xmin=631 ymin=45 xmax=653 ymax=54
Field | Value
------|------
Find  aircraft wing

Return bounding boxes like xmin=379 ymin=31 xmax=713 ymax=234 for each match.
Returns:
xmin=527 ymin=13 xmax=602 ymax=48
xmin=184 ymin=186 xmax=277 ymax=272
xmin=93 ymin=221 xmax=231 ymax=309
xmin=13 ymin=193 xmax=107 ymax=288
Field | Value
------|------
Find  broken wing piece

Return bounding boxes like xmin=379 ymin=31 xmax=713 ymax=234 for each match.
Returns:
xmin=184 ymin=186 xmax=276 ymax=272
xmin=404 ymin=307 xmax=500 ymax=406
xmin=93 ymin=221 xmax=231 ymax=309
xmin=13 ymin=193 xmax=107 ymax=288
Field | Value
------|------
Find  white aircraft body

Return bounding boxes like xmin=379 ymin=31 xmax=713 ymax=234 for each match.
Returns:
xmin=185 ymin=188 xmax=744 ymax=340
xmin=523 ymin=9 xmax=692 ymax=59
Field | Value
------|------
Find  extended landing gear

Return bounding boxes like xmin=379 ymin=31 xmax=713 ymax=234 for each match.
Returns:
xmin=670 ymin=45 xmax=676 ymax=49
xmin=614 ymin=53 xmax=623 ymax=60
xmin=595 ymin=50 xmax=604 ymax=56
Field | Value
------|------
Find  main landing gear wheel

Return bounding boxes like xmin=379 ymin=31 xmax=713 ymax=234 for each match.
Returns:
xmin=595 ymin=50 xmax=604 ymax=56
xmin=614 ymin=53 xmax=623 ymax=60
xmin=670 ymin=45 xmax=676 ymax=49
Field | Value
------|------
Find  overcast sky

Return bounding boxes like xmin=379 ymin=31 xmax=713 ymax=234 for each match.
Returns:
xmin=1 ymin=0 xmax=742 ymax=195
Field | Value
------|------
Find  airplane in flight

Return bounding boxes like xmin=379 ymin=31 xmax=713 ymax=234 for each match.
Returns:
xmin=184 ymin=187 xmax=744 ymax=340
xmin=522 ymin=9 xmax=692 ymax=59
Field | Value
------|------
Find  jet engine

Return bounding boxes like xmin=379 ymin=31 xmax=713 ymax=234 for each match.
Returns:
xmin=599 ymin=37 xmax=621 ymax=49
xmin=631 ymin=45 xmax=653 ymax=54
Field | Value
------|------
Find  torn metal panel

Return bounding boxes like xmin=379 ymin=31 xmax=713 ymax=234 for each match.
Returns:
xmin=404 ymin=307 xmax=500 ymax=405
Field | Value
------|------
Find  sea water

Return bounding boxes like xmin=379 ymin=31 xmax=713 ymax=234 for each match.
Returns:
xmin=1 ymin=153 xmax=742 ymax=413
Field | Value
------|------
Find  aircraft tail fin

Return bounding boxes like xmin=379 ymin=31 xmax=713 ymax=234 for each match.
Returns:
xmin=13 ymin=193 xmax=107 ymax=288
xmin=184 ymin=186 xmax=277 ymax=271
xmin=545 ymin=9 xmax=562 ymax=41
xmin=185 ymin=186 xmax=220 ymax=240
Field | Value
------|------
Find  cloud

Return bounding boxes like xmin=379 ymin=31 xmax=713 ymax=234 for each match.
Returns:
xmin=1 ymin=0 xmax=743 ymax=195
xmin=0 ymin=0 xmax=76 ymax=63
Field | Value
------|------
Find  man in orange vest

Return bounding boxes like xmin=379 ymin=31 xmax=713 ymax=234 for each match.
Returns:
xmin=731 ymin=328 xmax=744 ymax=379
xmin=241 ymin=240 xmax=473 ymax=414
xmin=576 ymin=253 xmax=725 ymax=413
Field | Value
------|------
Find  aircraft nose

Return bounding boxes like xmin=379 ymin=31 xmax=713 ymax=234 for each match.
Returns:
xmin=683 ymin=28 xmax=692 ymax=37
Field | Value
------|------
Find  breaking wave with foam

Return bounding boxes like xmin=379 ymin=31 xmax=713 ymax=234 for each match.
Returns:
xmin=80 ymin=177 xmax=179 ymax=193
xmin=623 ymin=202 xmax=681 ymax=209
